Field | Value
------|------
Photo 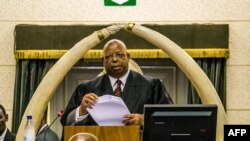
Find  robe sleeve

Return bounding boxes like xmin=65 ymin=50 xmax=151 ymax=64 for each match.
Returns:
xmin=152 ymin=78 xmax=174 ymax=104
xmin=60 ymin=84 xmax=86 ymax=125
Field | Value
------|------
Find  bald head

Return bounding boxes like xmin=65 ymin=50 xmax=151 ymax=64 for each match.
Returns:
xmin=0 ymin=104 xmax=6 ymax=115
xmin=103 ymin=39 xmax=127 ymax=53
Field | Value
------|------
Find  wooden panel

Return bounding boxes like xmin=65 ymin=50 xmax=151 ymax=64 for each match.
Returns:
xmin=15 ymin=24 xmax=229 ymax=50
xmin=64 ymin=126 xmax=140 ymax=141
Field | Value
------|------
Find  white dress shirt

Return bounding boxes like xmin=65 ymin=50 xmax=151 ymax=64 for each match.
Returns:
xmin=0 ymin=128 xmax=7 ymax=141
xmin=108 ymin=69 xmax=129 ymax=91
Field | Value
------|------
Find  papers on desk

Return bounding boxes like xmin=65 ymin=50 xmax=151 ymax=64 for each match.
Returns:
xmin=86 ymin=94 xmax=130 ymax=126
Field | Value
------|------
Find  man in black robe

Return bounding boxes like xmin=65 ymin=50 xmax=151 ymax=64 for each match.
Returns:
xmin=60 ymin=39 xmax=173 ymax=126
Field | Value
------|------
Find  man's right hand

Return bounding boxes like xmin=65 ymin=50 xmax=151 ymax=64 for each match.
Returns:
xmin=79 ymin=93 xmax=98 ymax=116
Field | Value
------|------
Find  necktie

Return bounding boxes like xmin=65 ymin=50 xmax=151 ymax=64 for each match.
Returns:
xmin=114 ymin=79 xmax=122 ymax=97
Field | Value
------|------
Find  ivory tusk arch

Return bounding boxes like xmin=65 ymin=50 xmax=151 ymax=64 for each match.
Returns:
xmin=16 ymin=23 xmax=227 ymax=141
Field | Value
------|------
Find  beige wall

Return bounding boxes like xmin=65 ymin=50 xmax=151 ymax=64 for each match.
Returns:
xmin=0 ymin=0 xmax=249 ymax=129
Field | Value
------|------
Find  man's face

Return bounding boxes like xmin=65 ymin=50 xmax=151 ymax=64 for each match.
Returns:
xmin=0 ymin=109 xmax=7 ymax=133
xmin=103 ymin=42 xmax=130 ymax=78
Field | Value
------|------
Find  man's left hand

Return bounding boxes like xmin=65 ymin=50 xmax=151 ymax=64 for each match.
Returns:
xmin=123 ymin=114 xmax=144 ymax=125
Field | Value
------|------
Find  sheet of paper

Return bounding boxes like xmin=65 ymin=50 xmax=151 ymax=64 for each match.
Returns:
xmin=87 ymin=94 xmax=130 ymax=126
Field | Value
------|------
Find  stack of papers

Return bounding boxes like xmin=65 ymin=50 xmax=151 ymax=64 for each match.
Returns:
xmin=87 ymin=94 xmax=130 ymax=126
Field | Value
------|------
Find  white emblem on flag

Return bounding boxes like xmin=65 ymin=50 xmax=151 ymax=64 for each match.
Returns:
xmin=111 ymin=0 xmax=129 ymax=5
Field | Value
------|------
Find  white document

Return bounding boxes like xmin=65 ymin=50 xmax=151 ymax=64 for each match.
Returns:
xmin=86 ymin=94 xmax=130 ymax=126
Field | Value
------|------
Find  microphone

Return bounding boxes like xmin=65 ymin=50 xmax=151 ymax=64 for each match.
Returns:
xmin=43 ymin=110 xmax=64 ymax=141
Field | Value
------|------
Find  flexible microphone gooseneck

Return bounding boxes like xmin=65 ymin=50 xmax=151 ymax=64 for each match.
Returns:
xmin=43 ymin=110 xmax=64 ymax=141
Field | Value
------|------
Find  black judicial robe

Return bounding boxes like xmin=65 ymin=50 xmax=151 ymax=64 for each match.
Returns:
xmin=36 ymin=125 xmax=60 ymax=141
xmin=60 ymin=70 xmax=173 ymax=125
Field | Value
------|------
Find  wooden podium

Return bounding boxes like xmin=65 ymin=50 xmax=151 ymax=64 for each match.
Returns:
xmin=64 ymin=125 xmax=140 ymax=141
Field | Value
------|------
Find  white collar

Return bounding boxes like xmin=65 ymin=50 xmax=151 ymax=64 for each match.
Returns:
xmin=109 ymin=70 xmax=130 ymax=87
xmin=0 ymin=128 xmax=7 ymax=141
xmin=37 ymin=124 xmax=47 ymax=134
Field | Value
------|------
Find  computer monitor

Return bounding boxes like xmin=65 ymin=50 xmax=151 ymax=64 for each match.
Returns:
xmin=143 ymin=104 xmax=217 ymax=141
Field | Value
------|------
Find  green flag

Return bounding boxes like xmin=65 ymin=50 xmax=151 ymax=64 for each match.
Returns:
xmin=104 ymin=0 xmax=136 ymax=6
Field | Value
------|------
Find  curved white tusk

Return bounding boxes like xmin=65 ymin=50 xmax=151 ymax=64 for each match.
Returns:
xmin=15 ymin=24 xmax=124 ymax=140
xmin=126 ymin=23 xmax=227 ymax=141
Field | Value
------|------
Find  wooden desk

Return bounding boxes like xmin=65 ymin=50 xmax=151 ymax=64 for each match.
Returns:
xmin=64 ymin=125 xmax=140 ymax=141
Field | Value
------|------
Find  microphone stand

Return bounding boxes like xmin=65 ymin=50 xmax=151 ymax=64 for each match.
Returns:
xmin=43 ymin=111 xmax=63 ymax=141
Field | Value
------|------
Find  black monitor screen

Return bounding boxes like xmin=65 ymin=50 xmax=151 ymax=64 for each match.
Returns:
xmin=143 ymin=104 xmax=217 ymax=141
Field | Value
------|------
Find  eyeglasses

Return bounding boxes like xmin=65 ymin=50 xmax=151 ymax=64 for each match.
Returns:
xmin=104 ymin=52 xmax=126 ymax=61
